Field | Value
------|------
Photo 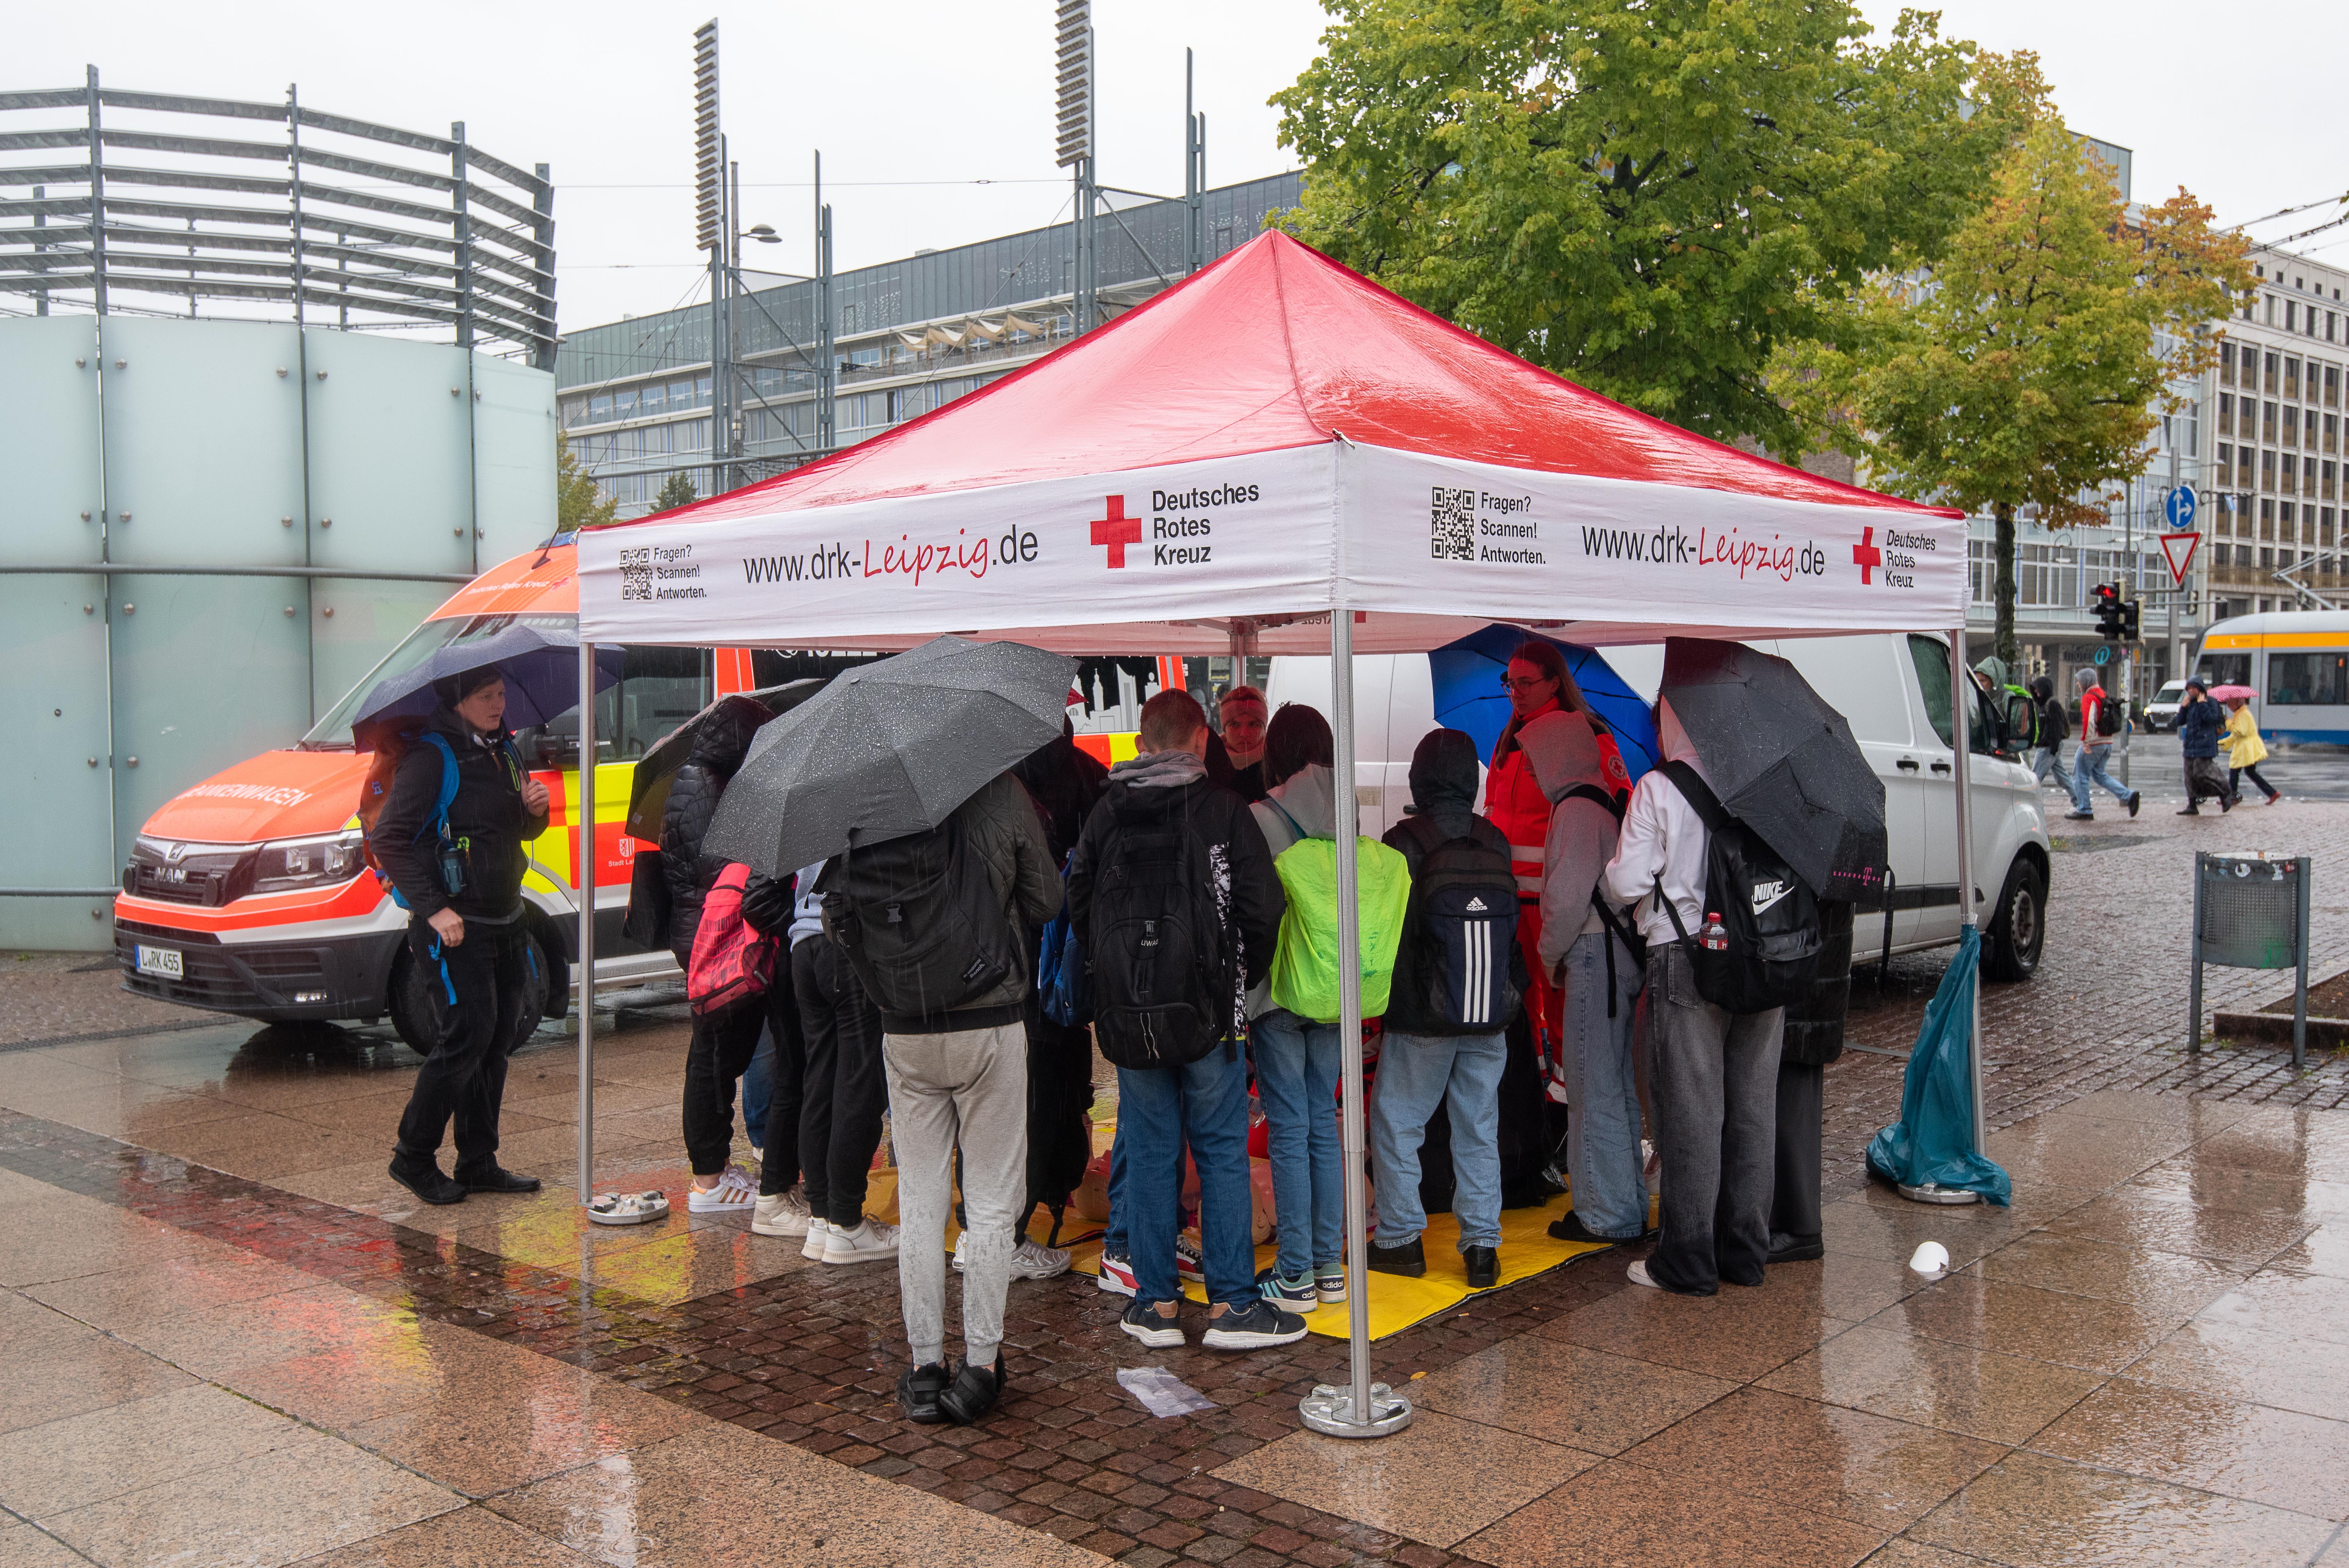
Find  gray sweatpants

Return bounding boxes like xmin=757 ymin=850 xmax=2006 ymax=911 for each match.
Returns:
xmin=1645 ymin=946 xmax=1782 ymax=1295
xmin=883 ymin=1021 xmax=1028 ymax=1369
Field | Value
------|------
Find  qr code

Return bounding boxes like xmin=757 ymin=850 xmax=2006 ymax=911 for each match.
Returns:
xmin=619 ymin=565 xmax=652 ymax=601
xmin=1430 ymin=486 xmax=1475 ymax=560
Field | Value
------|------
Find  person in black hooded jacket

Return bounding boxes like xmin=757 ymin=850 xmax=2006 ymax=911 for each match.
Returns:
xmin=377 ymin=666 xmax=551 ymax=1206
xmin=659 ymin=694 xmax=782 ymax=1212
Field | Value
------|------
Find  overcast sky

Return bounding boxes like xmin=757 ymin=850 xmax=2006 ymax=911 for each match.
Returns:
xmin=14 ymin=1 xmax=2346 ymax=338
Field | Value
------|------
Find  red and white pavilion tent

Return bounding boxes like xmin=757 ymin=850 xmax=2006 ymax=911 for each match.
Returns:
xmin=572 ymin=230 xmax=1977 ymax=1435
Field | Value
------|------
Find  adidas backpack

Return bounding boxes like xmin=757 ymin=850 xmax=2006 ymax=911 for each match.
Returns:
xmin=1654 ymin=761 xmax=1822 ymax=1014
xmin=1392 ymin=814 xmax=1523 ymax=1034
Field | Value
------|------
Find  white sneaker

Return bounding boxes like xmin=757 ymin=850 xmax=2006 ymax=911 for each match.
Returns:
xmin=800 ymin=1218 xmax=832 ymax=1261
xmin=1010 ymin=1238 xmax=1072 ymax=1280
xmin=691 ymin=1169 xmax=760 ymax=1214
xmin=748 ymin=1183 xmax=811 ymax=1233
xmin=822 ymin=1218 xmax=901 ymax=1264
xmin=1627 ymin=1260 xmax=1660 ymax=1290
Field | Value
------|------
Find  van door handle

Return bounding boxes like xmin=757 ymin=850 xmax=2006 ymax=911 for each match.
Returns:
xmin=1930 ymin=760 xmax=1953 ymax=774
xmin=1896 ymin=758 xmax=1921 ymax=772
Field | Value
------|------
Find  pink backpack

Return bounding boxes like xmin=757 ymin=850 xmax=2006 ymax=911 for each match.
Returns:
xmin=686 ymin=863 xmax=777 ymax=1016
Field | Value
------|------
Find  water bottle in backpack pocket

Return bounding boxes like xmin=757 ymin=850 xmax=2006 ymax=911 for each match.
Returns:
xmin=1654 ymin=761 xmax=1822 ymax=1014
xmin=1396 ymin=814 xmax=1523 ymax=1032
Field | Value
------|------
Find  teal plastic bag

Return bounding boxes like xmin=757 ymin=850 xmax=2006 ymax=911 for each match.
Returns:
xmin=1865 ymin=926 xmax=2012 ymax=1205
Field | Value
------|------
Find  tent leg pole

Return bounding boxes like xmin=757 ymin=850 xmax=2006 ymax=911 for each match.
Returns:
xmin=1948 ymin=627 xmax=1985 ymax=1155
xmin=1299 ymin=611 xmax=1410 ymax=1439
xmin=577 ymin=640 xmax=597 ymax=1208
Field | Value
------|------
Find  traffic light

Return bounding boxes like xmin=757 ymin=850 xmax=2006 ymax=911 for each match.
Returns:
xmin=2092 ymin=582 xmax=2124 ymax=640
xmin=2119 ymin=598 xmax=2141 ymax=641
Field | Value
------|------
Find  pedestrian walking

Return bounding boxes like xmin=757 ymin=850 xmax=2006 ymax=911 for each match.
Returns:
xmin=1521 ymin=711 xmax=1649 ymax=1250
xmin=753 ymin=860 xmax=898 ymax=1266
xmin=661 ymin=695 xmax=781 ymax=1213
xmin=2223 ymin=697 xmax=2281 ymax=805
xmin=2176 ymin=679 xmax=2235 ymax=815
xmin=376 ymin=668 xmax=551 ymax=1205
xmin=1370 ymin=727 xmax=1526 ymax=1289
xmin=2065 ymin=670 xmax=2141 ymax=821
xmin=825 ymin=770 xmax=1061 ymax=1425
xmin=2028 ymin=674 xmax=2067 ymax=788
xmin=1601 ymin=699 xmax=1782 ymax=1297
xmin=1069 ymin=690 xmax=1305 ymax=1353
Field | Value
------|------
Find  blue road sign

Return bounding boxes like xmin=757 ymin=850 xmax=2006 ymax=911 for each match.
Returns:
xmin=2165 ymin=485 xmax=2198 ymax=530
xmin=2094 ymin=645 xmax=2112 ymax=666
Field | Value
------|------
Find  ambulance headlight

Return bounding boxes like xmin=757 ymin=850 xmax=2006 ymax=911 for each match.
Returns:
xmin=251 ymin=831 xmax=368 ymax=893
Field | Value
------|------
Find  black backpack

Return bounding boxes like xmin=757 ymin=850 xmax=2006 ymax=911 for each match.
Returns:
xmin=1084 ymin=815 xmax=1233 ymax=1070
xmin=819 ymin=817 xmax=1019 ymax=1023
xmin=1395 ymin=814 xmax=1523 ymax=1034
xmin=2092 ymin=689 xmax=2123 ymax=738
xmin=1655 ymin=762 xmax=1821 ymax=1014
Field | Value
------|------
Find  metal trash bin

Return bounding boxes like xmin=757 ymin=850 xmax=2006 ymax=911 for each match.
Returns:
xmin=2190 ymin=851 xmax=2313 ymax=1066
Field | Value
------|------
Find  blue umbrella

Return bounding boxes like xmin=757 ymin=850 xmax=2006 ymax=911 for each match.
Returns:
xmin=1429 ymin=625 xmax=1659 ymax=781
xmin=351 ymin=623 xmax=622 ymax=746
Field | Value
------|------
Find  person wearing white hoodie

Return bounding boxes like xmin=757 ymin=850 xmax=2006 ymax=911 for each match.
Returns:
xmin=1601 ymin=697 xmax=1781 ymax=1297
xmin=1245 ymin=704 xmax=1349 ymax=1313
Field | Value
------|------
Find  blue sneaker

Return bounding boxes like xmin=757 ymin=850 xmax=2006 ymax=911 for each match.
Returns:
xmin=1255 ymin=1267 xmax=1317 ymax=1311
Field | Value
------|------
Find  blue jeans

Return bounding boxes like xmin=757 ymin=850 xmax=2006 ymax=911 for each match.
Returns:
xmin=1371 ymin=1028 xmax=1506 ymax=1249
xmin=741 ymin=1025 xmax=775 ymax=1147
xmin=1252 ymin=1009 xmax=1344 ymax=1280
xmin=2031 ymin=747 xmax=2061 ymax=786
xmin=1556 ymin=930 xmax=1647 ymax=1238
xmin=2070 ymin=742 xmax=2131 ymax=813
xmin=1114 ymin=1046 xmax=1254 ymax=1308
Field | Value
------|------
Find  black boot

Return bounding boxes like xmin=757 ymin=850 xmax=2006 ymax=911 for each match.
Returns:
xmin=1768 ymin=1231 xmax=1825 ymax=1264
xmin=1367 ymin=1237 xmax=1426 ymax=1278
xmin=897 ymin=1361 xmax=952 ymax=1424
xmin=387 ymin=1157 xmax=466 ymax=1206
xmin=1464 ymin=1246 xmax=1498 ymax=1289
xmin=939 ymin=1356 xmax=1008 ymax=1424
xmin=454 ymin=1162 xmax=541 ymax=1194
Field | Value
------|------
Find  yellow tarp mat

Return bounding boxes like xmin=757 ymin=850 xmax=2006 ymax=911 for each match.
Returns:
xmin=862 ymin=1168 xmax=1109 ymax=1251
xmin=1064 ymin=1189 xmax=1634 ymax=1341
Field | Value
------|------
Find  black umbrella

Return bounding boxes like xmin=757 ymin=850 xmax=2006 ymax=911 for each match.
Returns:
xmin=703 ymin=636 xmax=1079 ymax=880
xmin=623 ymin=679 xmax=828 ymax=839
xmin=1658 ymin=638 xmax=1888 ymax=901
xmin=351 ymin=624 xmax=622 ymax=745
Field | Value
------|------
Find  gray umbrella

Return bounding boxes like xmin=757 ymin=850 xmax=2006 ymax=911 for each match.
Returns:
xmin=1659 ymin=637 xmax=1888 ymax=901
xmin=703 ymin=636 xmax=1079 ymax=879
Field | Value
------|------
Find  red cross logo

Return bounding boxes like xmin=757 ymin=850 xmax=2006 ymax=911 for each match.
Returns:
xmin=1853 ymin=526 xmax=1882 ymax=585
xmin=1091 ymin=495 xmax=1142 ymax=569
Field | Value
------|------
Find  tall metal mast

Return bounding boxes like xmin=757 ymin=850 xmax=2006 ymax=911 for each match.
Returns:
xmin=1055 ymin=0 xmax=1094 ymax=332
xmin=694 ymin=18 xmax=729 ymax=496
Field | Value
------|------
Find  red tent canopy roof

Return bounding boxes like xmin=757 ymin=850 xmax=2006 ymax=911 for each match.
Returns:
xmin=617 ymin=230 xmax=1952 ymax=527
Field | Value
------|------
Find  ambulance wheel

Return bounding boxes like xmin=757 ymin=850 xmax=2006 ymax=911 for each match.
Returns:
xmin=387 ymin=947 xmax=446 ymax=1057
xmin=1984 ymin=858 xmax=2044 ymax=984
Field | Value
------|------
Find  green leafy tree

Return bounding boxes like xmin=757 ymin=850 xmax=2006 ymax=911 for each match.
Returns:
xmin=1772 ymin=110 xmax=2250 ymax=663
xmin=556 ymin=429 xmax=619 ymax=532
xmin=652 ymin=472 xmax=700 ymax=514
xmin=1271 ymin=0 xmax=2021 ymax=453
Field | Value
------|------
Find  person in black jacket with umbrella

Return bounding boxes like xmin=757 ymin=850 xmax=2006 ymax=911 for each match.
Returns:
xmin=661 ymin=694 xmax=784 ymax=1214
xmin=378 ymin=667 xmax=551 ymax=1206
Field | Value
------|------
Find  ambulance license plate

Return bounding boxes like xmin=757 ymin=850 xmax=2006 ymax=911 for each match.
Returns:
xmin=135 ymin=945 xmax=184 ymax=980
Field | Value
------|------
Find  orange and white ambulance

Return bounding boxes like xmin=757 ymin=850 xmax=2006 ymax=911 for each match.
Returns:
xmin=111 ymin=539 xmax=848 ymax=1050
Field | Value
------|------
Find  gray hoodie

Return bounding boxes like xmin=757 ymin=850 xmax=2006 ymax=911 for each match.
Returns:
xmin=1519 ymin=712 xmax=1623 ymax=977
xmin=1246 ymin=763 xmax=1337 ymax=1017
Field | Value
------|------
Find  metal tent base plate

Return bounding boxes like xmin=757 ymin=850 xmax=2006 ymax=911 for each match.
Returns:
xmin=1898 ymin=1182 xmax=1982 ymax=1206
xmin=1299 ymin=1383 xmax=1413 ymax=1438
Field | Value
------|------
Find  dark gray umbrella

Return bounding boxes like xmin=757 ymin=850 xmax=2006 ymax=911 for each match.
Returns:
xmin=704 ymin=636 xmax=1079 ymax=878
xmin=1659 ymin=638 xmax=1888 ymax=901
xmin=624 ymin=679 xmax=827 ymax=839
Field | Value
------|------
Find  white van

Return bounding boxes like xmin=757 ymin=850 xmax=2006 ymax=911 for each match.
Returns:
xmin=1263 ymin=632 xmax=2050 ymax=982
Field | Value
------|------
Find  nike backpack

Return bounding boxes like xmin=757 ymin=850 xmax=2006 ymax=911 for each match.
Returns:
xmin=820 ymin=817 xmax=1020 ymax=1023
xmin=1395 ymin=813 xmax=1523 ymax=1033
xmin=1654 ymin=761 xmax=1822 ymax=1014
xmin=1083 ymin=816 xmax=1233 ymax=1071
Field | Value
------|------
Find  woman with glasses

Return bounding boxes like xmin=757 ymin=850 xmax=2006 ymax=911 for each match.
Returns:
xmin=1481 ymin=642 xmax=1627 ymax=1201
